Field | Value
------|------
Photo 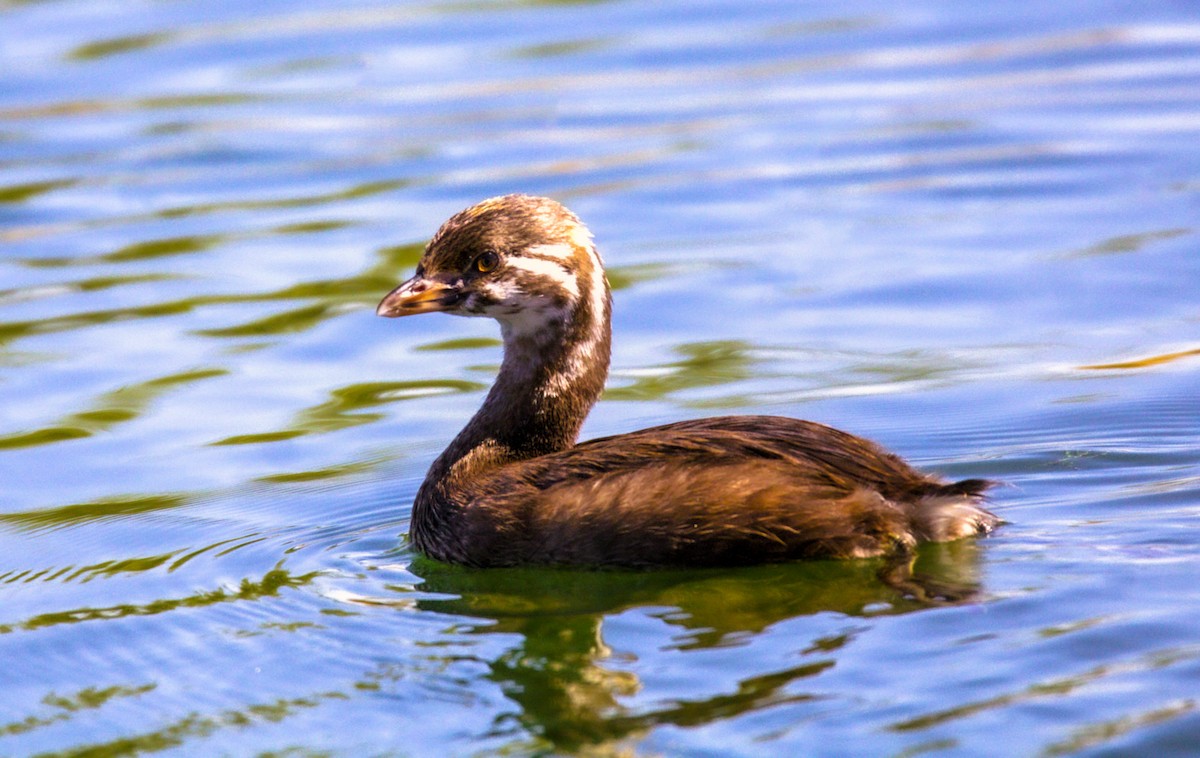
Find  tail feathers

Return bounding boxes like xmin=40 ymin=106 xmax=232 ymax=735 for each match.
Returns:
xmin=934 ymin=478 xmax=995 ymax=498
xmin=913 ymin=478 xmax=999 ymax=542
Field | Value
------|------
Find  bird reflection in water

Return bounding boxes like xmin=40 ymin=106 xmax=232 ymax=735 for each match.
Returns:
xmin=406 ymin=539 xmax=987 ymax=752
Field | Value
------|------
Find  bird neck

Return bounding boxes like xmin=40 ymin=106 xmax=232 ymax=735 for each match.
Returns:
xmin=431 ymin=281 xmax=612 ymax=483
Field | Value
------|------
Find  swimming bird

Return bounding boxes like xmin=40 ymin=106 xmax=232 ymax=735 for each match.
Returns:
xmin=377 ymin=194 xmax=997 ymax=568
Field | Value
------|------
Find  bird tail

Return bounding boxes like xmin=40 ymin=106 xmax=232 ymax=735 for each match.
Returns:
xmin=913 ymin=479 xmax=999 ymax=542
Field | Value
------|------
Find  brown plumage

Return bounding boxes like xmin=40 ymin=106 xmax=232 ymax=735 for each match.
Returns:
xmin=377 ymin=194 xmax=998 ymax=568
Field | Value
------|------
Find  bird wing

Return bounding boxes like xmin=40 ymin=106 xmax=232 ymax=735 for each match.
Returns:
xmin=534 ymin=415 xmax=931 ymax=498
xmin=456 ymin=416 xmax=939 ymax=566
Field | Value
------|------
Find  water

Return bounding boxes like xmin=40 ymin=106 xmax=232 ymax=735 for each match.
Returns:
xmin=2 ymin=0 xmax=1198 ymax=754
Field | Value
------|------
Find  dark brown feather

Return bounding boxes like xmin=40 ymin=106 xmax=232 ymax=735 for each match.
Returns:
xmin=414 ymin=416 xmax=997 ymax=567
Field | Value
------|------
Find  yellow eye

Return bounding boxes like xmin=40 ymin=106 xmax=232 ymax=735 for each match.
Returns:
xmin=475 ymin=251 xmax=499 ymax=273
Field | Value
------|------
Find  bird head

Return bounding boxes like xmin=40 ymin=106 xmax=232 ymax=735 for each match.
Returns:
xmin=377 ymin=194 xmax=607 ymax=342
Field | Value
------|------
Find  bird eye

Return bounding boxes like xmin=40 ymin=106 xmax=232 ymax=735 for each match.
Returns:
xmin=474 ymin=251 xmax=500 ymax=273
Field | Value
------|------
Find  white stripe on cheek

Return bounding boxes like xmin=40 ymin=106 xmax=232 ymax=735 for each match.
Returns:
xmin=525 ymin=243 xmax=577 ymax=261
xmin=504 ymin=257 xmax=580 ymax=301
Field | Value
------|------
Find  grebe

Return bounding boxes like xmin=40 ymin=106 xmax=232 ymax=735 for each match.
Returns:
xmin=377 ymin=194 xmax=997 ymax=568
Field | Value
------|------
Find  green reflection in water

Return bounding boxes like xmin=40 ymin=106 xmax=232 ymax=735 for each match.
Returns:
xmin=211 ymin=379 xmax=485 ymax=446
xmin=0 ymin=533 xmax=269 ymax=584
xmin=0 ymin=533 xmax=272 ymax=591
xmin=1071 ymin=227 xmax=1189 ymax=257
xmin=296 ymin=380 xmax=486 ymax=433
xmin=255 ymin=458 xmax=382 ymax=485
xmin=68 ymin=32 xmax=172 ymax=61
xmin=21 ymin=219 xmax=347 ymax=268
xmin=72 ymin=272 xmax=177 ymax=293
xmin=605 ymin=340 xmax=754 ymax=402
xmin=0 ymin=349 xmax=52 ymax=368
xmin=102 ymin=234 xmax=226 ymax=263
xmin=0 ymin=300 xmax=194 ymax=347
xmin=0 ymin=683 xmax=156 ymax=738
xmin=0 ymin=93 xmax=261 ymax=122
xmin=0 ymin=493 xmax=190 ymax=532
xmin=1043 ymin=699 xmax=1197 ymax=757
xmin=850 ymin=349 xmax=965 ymax=385
xmin=194 ymin=240 xmax=425 ymax=341
xmin=0 ymin=179 xmax=77 ymax=204
xmin=512 ymin=37 xmax=610 ymax=59
xmin=605 ymin=261 xmax=685 ymax=291
xmin=38 ymin=689 xmax=348 ymax=754
xmin=413 ymin=336 xmax=502 ymax=352
xmin=196 ymin=302 xmax=340 ymax=338
xmin=271 ymin=219 xmax=356 ymax=235
xmin=20 ymin=272 xmax=177 ymax=298
xmin=0 ymin=368 xmax=226 ymax=450
xmin=212 ymin=430 xmax=306 ymax=446
xmin=889 ymin=644 xmax=1200 ymax=736
xmin=0 ymin=242 xmax=425 ymax=349
xmin=409 ymin=540 xmax=985 ymax=753
xmin=669 ymin=346 xmax=990 ymax=409
xmin=155 ymin=178 xmax=411 ymax=220
xmin=0 ymin=569 xmax=316 ymax=635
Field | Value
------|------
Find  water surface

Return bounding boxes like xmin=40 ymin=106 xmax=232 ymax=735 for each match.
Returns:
xmin=2 ymin=0 xmax=1199 ymax=755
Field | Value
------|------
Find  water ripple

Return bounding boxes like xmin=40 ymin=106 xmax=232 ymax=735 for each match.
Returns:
xmin=2 ymin=1 xmax=1199 ymax=754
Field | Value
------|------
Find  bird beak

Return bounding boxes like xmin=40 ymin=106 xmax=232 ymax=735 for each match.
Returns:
xmin=376 ymin=274 xmax=462 ymax=318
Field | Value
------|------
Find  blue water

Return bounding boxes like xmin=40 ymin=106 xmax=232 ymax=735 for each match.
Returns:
xmin=2 ymin=1 xmax=1199 ymax=754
